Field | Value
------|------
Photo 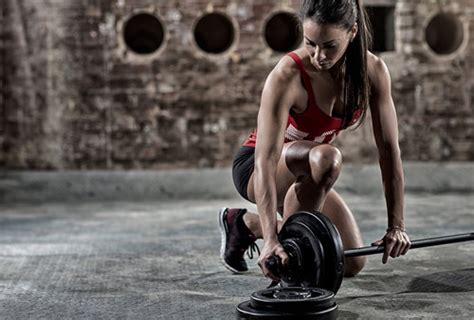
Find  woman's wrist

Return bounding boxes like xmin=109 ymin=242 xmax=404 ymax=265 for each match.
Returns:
xmin=263 ymin=232 xmax=278 ymax=242
xmin=386 ymin=225 xmax=406 ymax=232
xmin=387 ymin=215 xmax=404 ymax=231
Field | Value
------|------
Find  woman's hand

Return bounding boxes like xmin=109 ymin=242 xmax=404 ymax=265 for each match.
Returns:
xmin=372 ymin=228 xmax=411 ymax=264
xmin=257 ymin=237 xmax=289 ymax=281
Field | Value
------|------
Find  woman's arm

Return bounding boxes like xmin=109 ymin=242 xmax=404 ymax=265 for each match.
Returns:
xmin=254 ymin=57 xmax=298 ymax=277
xmin=368 ymin=54 xmax=411 ymax=263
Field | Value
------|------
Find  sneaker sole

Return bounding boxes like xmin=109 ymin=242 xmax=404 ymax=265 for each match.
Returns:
xmin=218 ymin=207 xmax=248 ymax=274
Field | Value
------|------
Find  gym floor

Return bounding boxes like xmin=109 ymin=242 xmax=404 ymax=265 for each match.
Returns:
xmin=0 ymin=178 xmax=473 ymax=318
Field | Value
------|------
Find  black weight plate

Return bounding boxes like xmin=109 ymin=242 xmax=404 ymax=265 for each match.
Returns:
xmin=236 ymin=299 xmax=338 ymax=320
xmin=279 ymin=238 xmax=309 ymax=285
xmin=303 ymin=211 xmax=345 ymax=293
xmin=276 ymin=218 xmax=322 ymax=287
xmin=250 ymin=287 xmax=335 ymax=312
xmin=278 ymin=211 xmax=344 ymax=293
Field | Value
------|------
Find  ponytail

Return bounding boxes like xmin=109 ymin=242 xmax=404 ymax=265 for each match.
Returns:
xmin=342 ymin=0 xmax=372 ymax=129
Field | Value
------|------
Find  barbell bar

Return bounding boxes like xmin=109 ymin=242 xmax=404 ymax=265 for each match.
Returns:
xmin=345 ymin=232 xmax=474 ymax=257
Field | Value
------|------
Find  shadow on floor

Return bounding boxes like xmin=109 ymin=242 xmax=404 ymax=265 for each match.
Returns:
xmin=338 ymin=268 xmax=474 ymax=304
xmin=406 ymin=268 xmax=474 ymax=293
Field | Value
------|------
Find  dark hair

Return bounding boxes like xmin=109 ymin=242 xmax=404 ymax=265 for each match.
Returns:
xmin=300 ymin=0 xmax=372 ymax=128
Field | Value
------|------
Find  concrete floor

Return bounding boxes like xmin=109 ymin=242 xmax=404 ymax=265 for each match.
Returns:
xmin=0 ymin=191 xmax=473 ymax=319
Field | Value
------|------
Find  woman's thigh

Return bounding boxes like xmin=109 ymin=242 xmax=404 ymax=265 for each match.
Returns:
xmin=246 ymin=140 xmax=336 ymax=209
xmin=245 ymin=141 xmax=313 ymax=207
xmin=322 ymin=189 xmax=366 ymax=276
xmin=322 ymin=190 xmax=364 ymax=250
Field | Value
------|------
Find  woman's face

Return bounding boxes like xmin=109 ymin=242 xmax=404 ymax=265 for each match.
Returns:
xmin=303 ymin=19 xmax=357 ymax=71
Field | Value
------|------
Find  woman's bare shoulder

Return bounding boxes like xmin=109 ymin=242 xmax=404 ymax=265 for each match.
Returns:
xmin=269 ymin=52 xmax=301 ymax=85
xmin=367 ymin=51 xmax=391 ymax=93
xmin=260 ymin=52 xmax=303 ymax=110
xmin=367 ymin=52 xmax=390 ymax=83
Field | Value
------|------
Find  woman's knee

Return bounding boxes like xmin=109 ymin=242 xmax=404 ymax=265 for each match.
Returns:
xmin=308 ymin=145 xmax=342 ymax=188
xmin=285 ymin=143 xmax=341 ymax=176
xmin=344 ymin=256 xmax=367 ymax=277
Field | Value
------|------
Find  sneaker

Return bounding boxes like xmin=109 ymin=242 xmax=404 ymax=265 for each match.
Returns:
xmin=218 ymin=207 xmax=260 ymax=273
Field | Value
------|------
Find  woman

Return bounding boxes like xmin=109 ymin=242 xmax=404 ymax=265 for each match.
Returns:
xmin=219 ymin=0 xmax=411 ymax=281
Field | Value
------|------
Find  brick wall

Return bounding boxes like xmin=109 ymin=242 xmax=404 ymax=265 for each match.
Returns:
xmin=0 ymin=0 xmax=3 ymax=167
xmin=1 ymin=0 xmax=473 ymax=169
xmin=389 ymin=0 xmax=474 ymax=161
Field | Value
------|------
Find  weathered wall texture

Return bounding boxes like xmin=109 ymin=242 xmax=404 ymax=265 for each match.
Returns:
xmin=0 ymin=0 xmax=473 ymax=169
xmin=387 ymin=0 xmax=474 ymax=161
xmin=0 ymin=1 xmax=3 ymax=167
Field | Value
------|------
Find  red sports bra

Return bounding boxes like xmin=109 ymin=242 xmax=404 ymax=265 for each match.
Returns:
xmin=243 ymin=52 xmax=362 ymax=147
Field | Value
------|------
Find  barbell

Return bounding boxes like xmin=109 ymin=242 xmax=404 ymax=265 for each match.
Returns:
xmin=236 ymin=211 xmax=473 ymax=319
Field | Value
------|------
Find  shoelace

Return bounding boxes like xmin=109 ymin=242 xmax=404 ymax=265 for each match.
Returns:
xmin=246 ymin=242 xmax=261 ymax=259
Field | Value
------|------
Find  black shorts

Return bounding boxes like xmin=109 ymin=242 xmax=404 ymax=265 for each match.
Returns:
xmin=232 ymin=146 xmax=255 ymax=202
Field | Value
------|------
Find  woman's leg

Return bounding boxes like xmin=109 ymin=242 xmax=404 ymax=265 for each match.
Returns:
xmin=322 ymin=189 xmax=367 ymax=276
xmin=281 ymin=142 xmax=342 ymax=218
xmin=243 ymin=141 xmax=338 ymax=236
xmin=241 ymin=208 xmax=283 ymax=239
xmin=243 ymin=141 xmax=366 ymax=275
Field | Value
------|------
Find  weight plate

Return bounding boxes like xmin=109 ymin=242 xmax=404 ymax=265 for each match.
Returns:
xmin=250 ymin=287 xmax=336 ymax=312
xmin=237 ymin=287 xmax=338 ymax=320
xmin=278 ymin=211 xmax=345 ymax=293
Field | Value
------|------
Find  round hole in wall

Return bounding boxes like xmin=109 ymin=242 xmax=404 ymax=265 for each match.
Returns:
xmin=194 ymin=12 xmax=236 ymax=54
xmin=123 ymin=13 xmax=165 ymax=55
xmin=264 ymin=11 xmax=303 ymax=53
xmin=425 ymin=12 xmax=464 ymax=55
